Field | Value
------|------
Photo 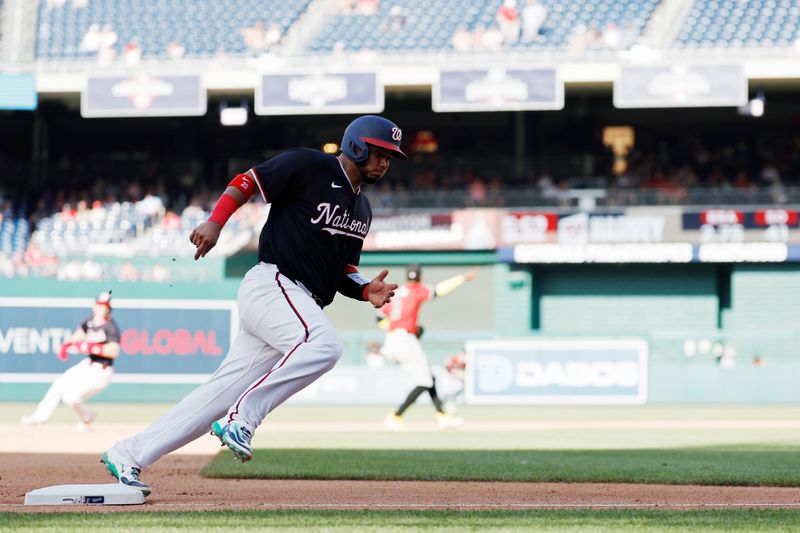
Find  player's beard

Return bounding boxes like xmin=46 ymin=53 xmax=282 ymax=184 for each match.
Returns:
xmin=360 ymin=167 xmax=384 ymax=185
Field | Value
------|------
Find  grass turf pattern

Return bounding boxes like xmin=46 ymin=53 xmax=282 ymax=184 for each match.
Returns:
xmin=202 ymin=445 xmax=800 ymax=486
xmin=4 ymin=510 xmax=800 ymax=532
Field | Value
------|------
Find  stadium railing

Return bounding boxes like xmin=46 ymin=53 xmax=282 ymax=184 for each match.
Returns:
xmin=369 ymin=186 xmax=800 ymax=210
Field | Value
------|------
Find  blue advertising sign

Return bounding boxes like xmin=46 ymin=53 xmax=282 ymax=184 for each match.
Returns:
xmin=82 ymin=74 xmax=206 ymax=117
xmin=465 ymin=339 xmax=647 ymax=404
xmin=0 ymin=73 xmax=37 ymax=110
xmin=256 ymin=71 xmax=383 ymax=115
xmin=614 ymin=64 xmax=747 ymax=108
xmin=434 ymin=68 xmax=563 ymax=112
xmin=0 ymin=297 xmax=236 ymax=382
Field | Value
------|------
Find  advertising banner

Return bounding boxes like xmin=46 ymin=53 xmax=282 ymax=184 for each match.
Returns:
xmin=465 ymin=339 xmax=648 ymax=404
xmin=363 ymin=209 xmax=500 ymax=251
xmin=0 ymin=297 xmax=237 ymax=382
xmin=0 ymin=73 xmax=37 ymax=110
xmin=434 ymin=68 xmax=563 ymax=112
xmin=506 ymin=206 xmax=800 ymax=264
xmin=614 ymin=64 xmax=747 ymax=108
xmin=256 ymin=71 xmax=383 ymax=115
xmin=82 ymin=75 xmax=206 ymax=117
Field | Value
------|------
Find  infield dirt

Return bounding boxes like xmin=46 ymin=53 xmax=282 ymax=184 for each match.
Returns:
xmin=2 ymin=422 xmax=800 ymax=511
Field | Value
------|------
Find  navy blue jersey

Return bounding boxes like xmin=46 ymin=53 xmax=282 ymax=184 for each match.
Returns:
xmin=80 ymin=317 xmax=121 ymax=344
xmin=251 ymin=148 xmax=372 ymax=307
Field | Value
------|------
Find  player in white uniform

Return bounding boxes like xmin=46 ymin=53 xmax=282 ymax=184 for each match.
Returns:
xmin=100 ymin=116 xmax=405 ymax=496
xmin=21 ymin=292 xmax=119 ymax=429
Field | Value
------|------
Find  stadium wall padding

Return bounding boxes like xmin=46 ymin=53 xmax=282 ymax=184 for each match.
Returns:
xmin=2 ymin=262 xmax=799 ymax=403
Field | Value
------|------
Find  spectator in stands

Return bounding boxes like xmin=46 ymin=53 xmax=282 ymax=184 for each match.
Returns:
xmin=99 ymin=24 xmax=118 ymax=50
xmin=496 ymin=0 xmax=521 ymax=44
xmin=72 ymin=0 xmax=88 ymax=9
xmin=452 ymin=26 xmax=473 ymax=51
xmin=661 ymin=172 xmax=689 ymax=205
xmin=126 ymin=182 xmax=143 ymax=203
xmin=479 ymin=25 xmax=504 ymax=51
xmin=240 ymin=20 xmax=269 ymax=51
xmin=467 ymin=176 xmax=487 ymax=206
xmin=59 ymin=202 xmax=77 ymax=220
xmin=119 ymin=261 xmax=139 ymax=282
xmin=337 ymin=0 xmax=353 ymax=13
xmin=149 ymin=263 xmax=170 ymax=283
xmin=136 ymin=190 xmax=165 ymax=218
xmin=770 ymin=176 xmax=788 ymax=204
xmin=81 ymin=259 xmax=103 ymax=281
xmin=601 ymin=22 xmax=621 ymax=49
xmin=536 ymin=171 xmax=559 ymax=198
xmin=567 ymin=24 xmax=588 ymax=52
xmin=264 ymin=23 xmax=283 ymax=49
xmin=386 ymin=6 xmax=407 ymax=32
xmin=733 ymin=171 xmax=754 ymax=190
xmin=79 ymin=24 xmax=102 ymax=52
xmin=58 ymin=260 xmax=83 ymax=281
xmin=0 ymin=254 xmax=13 ymax=278
xmin=166 ymin=41 xmax=186 ymax=60
xmin=521 ymin=0 xmax=547 ymax=42
xmin=123 ymin=40 xmax=143 ymax=66
xmin=89 ymin=200 xmax=107 ymax=226
xmin=487 ymin=175 xmax=504 ymax=207
xmin=355 ymin=0 xmax=379 ymax=15
xmin=97 ymin=24 xmax=118 ymax=64
xmin=760 ymin=161 xmax=781 ymax=186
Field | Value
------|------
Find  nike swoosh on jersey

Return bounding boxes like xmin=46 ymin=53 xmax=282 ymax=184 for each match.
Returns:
xmin=331 ymin=182 xmax=343 ymax=188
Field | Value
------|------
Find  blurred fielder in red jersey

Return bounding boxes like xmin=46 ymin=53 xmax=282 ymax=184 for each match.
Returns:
xmin=380 ymin=265 xmax=477 ymax=430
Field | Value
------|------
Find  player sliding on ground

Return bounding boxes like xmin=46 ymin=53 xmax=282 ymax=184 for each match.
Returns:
xmin=100 ymin=115 xmax=405 ymax=496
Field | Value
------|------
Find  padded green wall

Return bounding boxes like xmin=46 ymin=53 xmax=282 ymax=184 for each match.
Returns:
xmin=721 ymin=264 xmax=800 ymax=363
xmin=534 ymin=265 xmax=719 ymax=335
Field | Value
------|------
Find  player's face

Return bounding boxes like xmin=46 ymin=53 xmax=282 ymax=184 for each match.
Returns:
xmin=93 ymin=303 xmax=109 ymax=319
xmin=360 ymin=145 xmax=393 ymax=185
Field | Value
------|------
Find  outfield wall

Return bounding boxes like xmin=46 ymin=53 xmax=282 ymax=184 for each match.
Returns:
xmin=1 ymin=261 xmax=798 ymax=404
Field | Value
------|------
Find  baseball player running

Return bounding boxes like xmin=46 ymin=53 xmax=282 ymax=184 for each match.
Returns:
xmin=21 ymin=292 xmax=119 ymax=429
xmin=381 ymin=265 xmax=476 ymax=430
xmin=101 ymin=115 xmax=404 ymax=496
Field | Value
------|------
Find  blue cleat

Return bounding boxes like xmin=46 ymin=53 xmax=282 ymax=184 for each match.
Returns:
xmin=101 ymin=450 xmax=151 ymax=496
xmin=211 ymin=420 xmax=253 ymax=463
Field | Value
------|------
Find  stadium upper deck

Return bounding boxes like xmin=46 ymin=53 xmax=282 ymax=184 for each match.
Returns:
xmin=23 ymin=0 xmax=800 ymax=63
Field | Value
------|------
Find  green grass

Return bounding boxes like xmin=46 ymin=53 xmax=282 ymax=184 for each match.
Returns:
xmin=5 ymin=404 xmax=800 ymax=530
xmin=3 ymin=510 xmax=800 ymax=532
xmin=201 ymin=445 xmax=800 ymax=486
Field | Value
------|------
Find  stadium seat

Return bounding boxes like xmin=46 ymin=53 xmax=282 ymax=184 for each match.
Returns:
xmin=35 ymin=0 xmax=312 ymax=60
xmin=675 ymin=0 xmax=800 ymax=48
xmin=305 ymin=0 xmax=659 ymax=54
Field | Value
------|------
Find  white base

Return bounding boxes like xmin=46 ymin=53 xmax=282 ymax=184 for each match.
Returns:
xmin=24 ymin=483 xmax=146 ymax=505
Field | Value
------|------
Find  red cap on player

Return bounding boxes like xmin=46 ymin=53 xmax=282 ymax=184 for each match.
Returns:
xmin=95 ymin=291 xmax=112 ymax=308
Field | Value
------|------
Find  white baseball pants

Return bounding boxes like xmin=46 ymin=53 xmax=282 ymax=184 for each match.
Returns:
xmin=380 ymin=329 xmax=433 ymax=387
xmin=28 ymin=358 xmax=113 ymax=423
xmin=111 ymin=262 xmax=342 ymax=468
